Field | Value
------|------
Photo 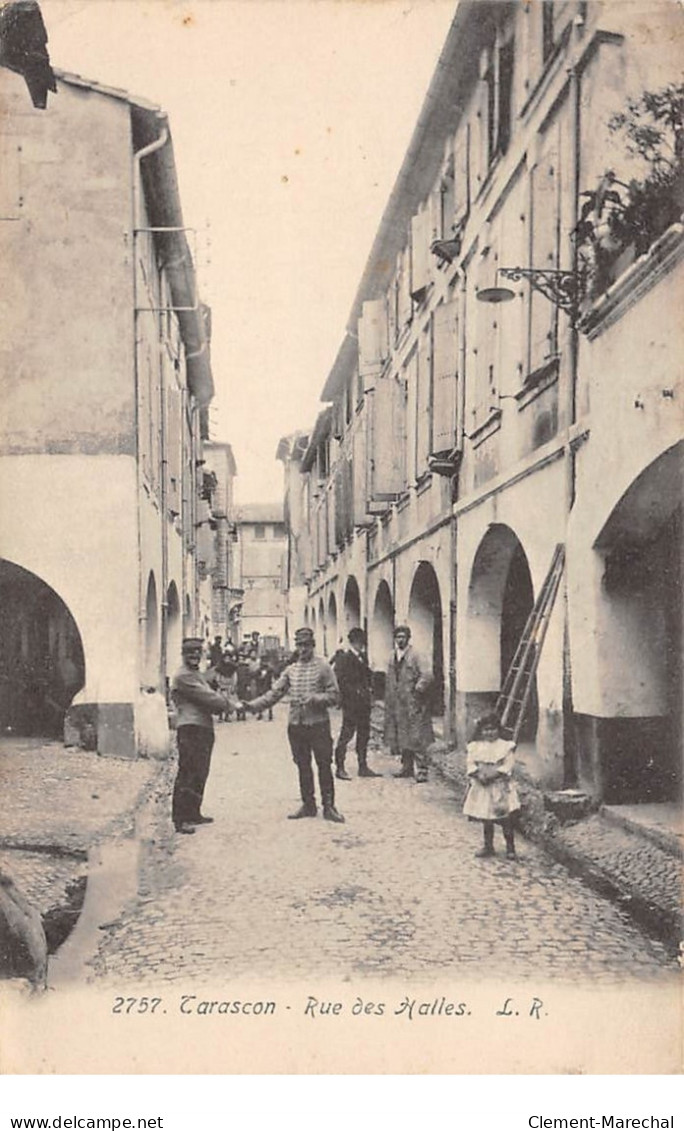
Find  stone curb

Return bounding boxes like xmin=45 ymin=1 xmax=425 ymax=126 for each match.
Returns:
xmin=369 ymin=715 xmax=682 ymax=953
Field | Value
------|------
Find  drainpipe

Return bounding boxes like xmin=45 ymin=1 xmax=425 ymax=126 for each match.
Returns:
xmin=133 ymin=119 xmax=169 ymax=693
xmin=561 ymin=48 xmax=583 ymax=785
xmin=448 ymin=269 xmax=469 ymax=745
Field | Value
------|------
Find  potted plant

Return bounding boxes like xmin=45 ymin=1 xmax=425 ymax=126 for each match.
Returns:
xmin=575 ymin=81 xmax=684 ymax=301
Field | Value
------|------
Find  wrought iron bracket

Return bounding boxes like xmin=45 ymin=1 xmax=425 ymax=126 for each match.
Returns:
xmin=498 ymin=266 xmax=580 ymax=319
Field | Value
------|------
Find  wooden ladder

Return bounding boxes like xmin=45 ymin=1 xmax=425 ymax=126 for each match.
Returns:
xmin=496 ymin=543 xmax=566 ymax=742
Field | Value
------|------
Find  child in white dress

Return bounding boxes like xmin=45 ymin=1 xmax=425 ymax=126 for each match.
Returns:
xmin=463 ymin=713 xmax=520 ymax=859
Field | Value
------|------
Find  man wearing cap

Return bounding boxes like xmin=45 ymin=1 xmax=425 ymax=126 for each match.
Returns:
xmin=383 ymin=625 xmax=434 ymax=783
xmin=332 ymin=627 xmax=380 ymax=780
xmin=245 ymin=627 xmax=345 ymax=822
xmin=171 ymin=637 xmax=241 ymax=834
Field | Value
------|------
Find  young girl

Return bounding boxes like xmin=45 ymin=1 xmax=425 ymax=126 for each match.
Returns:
xmin=463 ymin=713 xmax=520 ymax=859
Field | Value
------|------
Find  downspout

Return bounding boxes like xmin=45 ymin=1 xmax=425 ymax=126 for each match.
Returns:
xmin=449 ymin=268 xmax=469 ymax=745
xmin=561 ymin=41 xmax=583 ymax=785
xmin=133 ymin=119 xmax=169 ymax=694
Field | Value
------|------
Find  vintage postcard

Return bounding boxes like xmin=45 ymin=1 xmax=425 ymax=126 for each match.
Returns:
xmin=0 ymin=0 xmax=681 ymax=1077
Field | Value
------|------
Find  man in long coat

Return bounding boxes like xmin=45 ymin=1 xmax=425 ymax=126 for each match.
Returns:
xmin=383 ymin=624 xmax=434 ymax=782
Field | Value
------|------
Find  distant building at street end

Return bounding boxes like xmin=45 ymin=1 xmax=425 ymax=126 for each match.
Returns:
xmin=232 ymin=503 xmax=287 ymax=651
xmin=0 ymin=63 xmax=230 ymax=758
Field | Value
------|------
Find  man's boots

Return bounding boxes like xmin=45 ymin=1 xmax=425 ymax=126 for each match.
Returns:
xmin=393 ymin=752 xmax=414 ymax=779
xmin=322 ymin=792 xmax=345 ymax=823
xmin=358 ymin=757 xmax=380 ymax=778
xmin=288 ymin=803 xmax=317 ymax=820
xmin=335 ymin=756 xmax=352 ymax=781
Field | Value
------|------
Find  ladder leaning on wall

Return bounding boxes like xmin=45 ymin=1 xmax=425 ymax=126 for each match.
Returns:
xmin=496 ymin=543 xmax=566 ymax=743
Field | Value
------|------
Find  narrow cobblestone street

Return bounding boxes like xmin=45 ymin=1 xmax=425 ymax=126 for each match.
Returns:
xmin=87 ymin=707 xmax=676 ymax=987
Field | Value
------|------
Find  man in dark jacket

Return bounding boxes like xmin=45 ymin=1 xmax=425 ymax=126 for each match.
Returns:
xmin=332 ymin=627 xmax=380 ymax=780
xmin=171 ymin=636 xmax=240 ymax=834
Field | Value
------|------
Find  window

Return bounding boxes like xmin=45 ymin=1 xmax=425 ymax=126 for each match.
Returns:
xmin=415 ymin=327 xmax=433 ymax=477
xmin=477 ymin=25 xmax=516 ymax=182
xmin=254 ymin=524 xmax=266 ymax=540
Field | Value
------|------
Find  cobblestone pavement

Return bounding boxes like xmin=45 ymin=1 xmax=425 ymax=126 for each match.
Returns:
xmin=87 ymin=707 xmax=678 ymax=987
xmin=0 ymin=736 xmax=158 ymax=930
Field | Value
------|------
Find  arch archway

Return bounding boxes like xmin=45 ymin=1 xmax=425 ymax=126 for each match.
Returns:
xmin=408 ymin=561 xmax=444 ymax=715
xmin=144 ymin=572 xmax=159 ymax=688
xmin=166 ymin=581 xmax=181 ymax=676
xmin=0 ymin=558 xmax=85 ymax=737
xmin=466 ymin=525 xmax=537 ymax=740
xmin=590 ymin=445 xmax=682 ymax=803
xmin=370 ymin=580 xmax=394 ymax=670
xmin=343 ymin=575 xmax=361 ymax=632
xmin=318 ymin=597 xmax=326 ymax=655
xmin=327 ymin=592 xmax=339 ymax=654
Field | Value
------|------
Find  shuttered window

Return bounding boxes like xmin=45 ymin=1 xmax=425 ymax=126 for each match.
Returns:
xmin=431 ymin=299 xmax=459 ymax=457
xmin=415 ymin=327 xmax=433 ymax=477
xmin=453 ymin=125 xmax=470 ymax=225
xmin=411 ymin=207 xmax=431 ymax=301
xmin=358 ymin=298 xmax=388 ymax=392
xmin=529 ymin=128 xmax=560 ymax=372
xmin=369 ymin=374 xmax=406 ymax=500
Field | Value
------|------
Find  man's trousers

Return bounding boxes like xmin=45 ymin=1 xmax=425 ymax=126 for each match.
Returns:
xmin=334 ymin=707 xmax=371 ymax=770
xmin=172 ymin=724 xmax=214 ymax=827
xmin=287 ymin=722 xmax=335 ymax=809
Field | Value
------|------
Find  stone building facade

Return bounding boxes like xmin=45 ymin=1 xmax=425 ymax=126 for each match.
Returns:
xmin=284 ymin=0 xmax=682 ymax=806
xmin=0 ymin=66 xmax=223 ymax=757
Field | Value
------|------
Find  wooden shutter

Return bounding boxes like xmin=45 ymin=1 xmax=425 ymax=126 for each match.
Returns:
xmin=431 ymin=299 xmax=459 ymax=456
xmin=352 ymin=416 xmax=369 ymax=525
xmin=411 ymin=208 xmax=431 ymax=299
xmin=397 ymin=249 xmax=412 ymax=334
xmin=369 ymin=375 xmax=405 ymax=500
xmin=358 ymin=299 xmax=388 ymax=392
xmin=415 ymin=330 xmax=432 ymax=475
xmin=530 ymin=133 xmax=560 ymax=369
xmin=453 ymin=125 xmax=470 ymax=226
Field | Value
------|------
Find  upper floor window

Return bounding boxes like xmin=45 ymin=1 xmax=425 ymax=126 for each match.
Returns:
xmin=254 ymin=524 xmax=266 ymax=540
xmin=477 ymin=25 xmax=516 ymax=184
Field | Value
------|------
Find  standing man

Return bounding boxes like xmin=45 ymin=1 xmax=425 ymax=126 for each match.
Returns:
xmin=246 ymin=626 xmax=345 ymax=823
xmin=171 ymin=636 xmax=240 ymax=834
xmin=332 ymin=627 xmax=380 ymax=780
xmin=383 ymin=625 xmax=434 ymax=783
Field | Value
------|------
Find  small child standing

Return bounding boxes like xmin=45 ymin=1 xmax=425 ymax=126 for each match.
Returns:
xmin=463 ymin=713 xmax=520 ymax=859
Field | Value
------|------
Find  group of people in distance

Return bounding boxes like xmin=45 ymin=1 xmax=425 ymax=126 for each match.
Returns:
xmin=169 ymin=625 xmax=519 ymax=860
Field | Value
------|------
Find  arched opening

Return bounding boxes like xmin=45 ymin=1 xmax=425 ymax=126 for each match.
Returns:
xmin=370 ymin=580 xmax=394 ymax=699
xmin=592 ymin=444 xmax=682 ymax=804
xmin=144 ymin=572 xmax=159 ymax=688
xmin=343 ymin=575 xmax=361 ymax=632
xmin=318 ymin=597 xmax=326 ymax=655
xmin=0 ymin=559 xmax=85 ymax=738
xmin=327 ymin=592 xmax=339 ymax=655
xmin=408 ymin=561 xmax=444 ymax=716
xmin=466 ymin=525 xmax=537 ymax=740
xmin=166 ymin=581 xmax=181 ymax=677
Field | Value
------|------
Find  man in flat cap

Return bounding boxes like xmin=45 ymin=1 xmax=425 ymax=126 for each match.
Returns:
xmin=246 ymin=626 xmax=345 ymax=822
xmin=383 ymin=624 xmax=434 ymax=783
xmin=171 ymin=636 xmax=241 ymax=834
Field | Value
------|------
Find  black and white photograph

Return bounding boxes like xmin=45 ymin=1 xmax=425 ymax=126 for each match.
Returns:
xmin=0 ymin=0 xmax=682 ymax=1078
